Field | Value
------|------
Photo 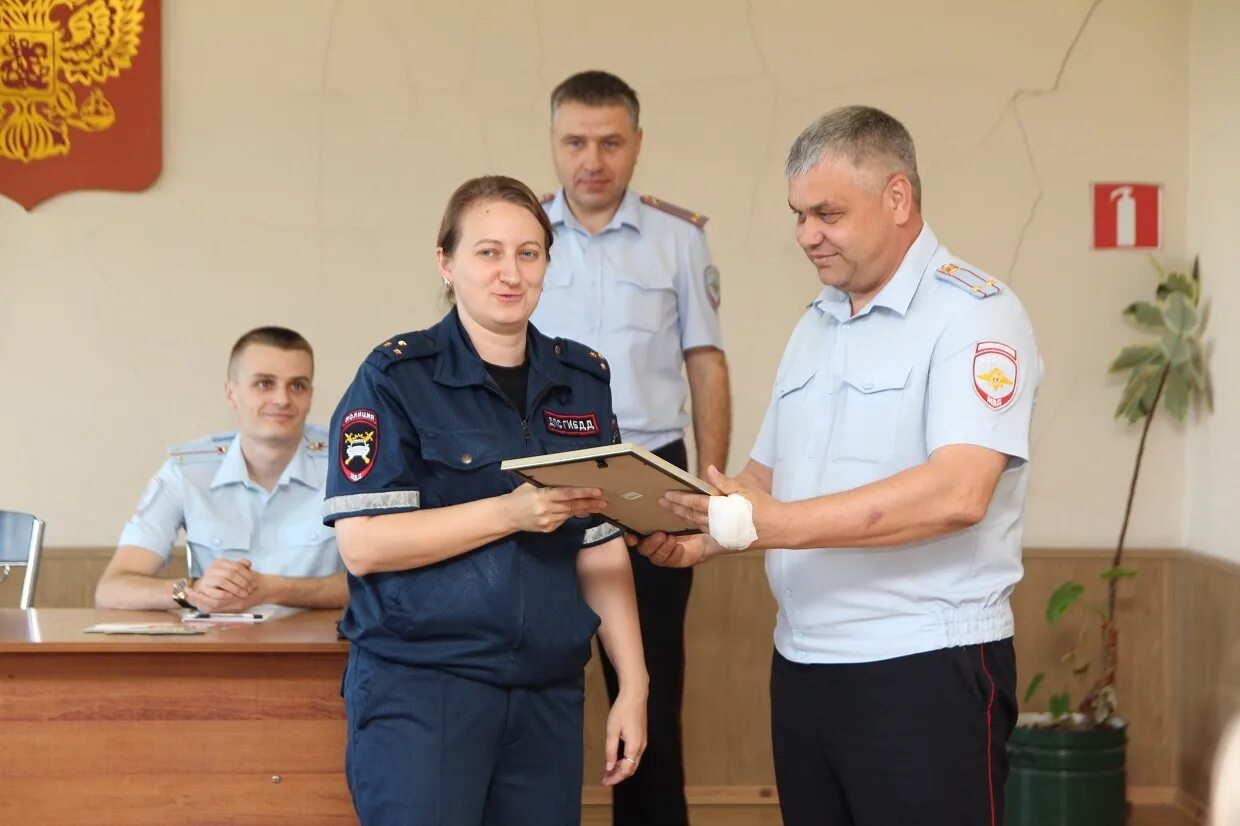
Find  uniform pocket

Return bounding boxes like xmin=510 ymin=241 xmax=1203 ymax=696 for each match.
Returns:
xmin=418 ymin=428 xmax=512 ymax=507
xmin=278 ymin=523 xmax=340 ymax=576
xmin=950 ymin=644 xmax=990 ymax=707
xmin=371 ymin=565 xmax=451 ymax=641
xmin=774 ymin=367 xmax=818 ymax=463
xmin=832 ymin=364 xmax=911 ymax=463
xmin=419 ymin=429 xmax=505 ymax=470
xmin=611 ymin=270 xmax=674 ymax=334
xmin=542 ymin=264 xmax=574 ymax=290
xmin=184 ymin=521 xmax=252 ymax=575
xmin=280 ymin=523 xmax=335 ymax=546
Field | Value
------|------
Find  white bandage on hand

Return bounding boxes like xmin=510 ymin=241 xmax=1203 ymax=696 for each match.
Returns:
xmin=708 ymin=493 xmax=758 ymax=551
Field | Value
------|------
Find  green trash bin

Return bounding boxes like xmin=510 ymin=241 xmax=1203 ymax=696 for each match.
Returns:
xmin=1006 ymin=714 xmax=1127 ymax=826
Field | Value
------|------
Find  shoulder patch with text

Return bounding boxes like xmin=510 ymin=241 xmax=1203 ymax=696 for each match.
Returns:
xmin=973 ymin=342 xmax=1018 ymax=410
xmin=340 ymin=409 xmax=379 ymax=482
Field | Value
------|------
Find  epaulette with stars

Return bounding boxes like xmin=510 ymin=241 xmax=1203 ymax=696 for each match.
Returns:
xmin=640 ymin=194 xmax=709 ymax=228
xmin=168 ymin=432 xmax=233 ymax=464
xmin=373 ymin=332 xmax=438 ymax=364
xmin=935 ymin=262 xmax=1002 ymax=298
xmin=553 ymin=338 xmax=611 ymax=383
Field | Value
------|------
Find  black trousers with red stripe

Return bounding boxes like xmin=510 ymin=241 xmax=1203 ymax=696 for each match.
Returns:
xmin=771 ymin=639 xmax=1018 ymax=826
xmin=596 ymin=438 xmax=692 ymax=826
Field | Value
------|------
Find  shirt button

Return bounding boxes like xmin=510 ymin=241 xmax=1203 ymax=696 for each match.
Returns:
xmin=783 ymin=588 xmax=792 ymax=598
xmin=862 ymin=381 xmax=873 ymax=390
xmin=461 ymin=454 xmax=473 ymax=465
xmin=794 ymin=631 xmax=803 ymax=640
xmin=213 ymin=538 xmax=222 ymax=547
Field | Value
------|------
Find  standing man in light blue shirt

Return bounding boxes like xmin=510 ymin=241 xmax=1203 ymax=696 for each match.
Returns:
xmin=531 ymin=70 xmax=732 ymax=826
xmin=97 ymin=327 xmax=347 ymax=613
xmin=640 ymin=106 xmax=1043 ymax=826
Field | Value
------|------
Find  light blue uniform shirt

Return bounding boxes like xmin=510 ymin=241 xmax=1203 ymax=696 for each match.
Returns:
xmin=530 ymin=189 xmax=725 ymax=451
xmin=751 ymin=225 xmax=1043 ymax=664
xmin=118 ymin=426 xmax=342 ymax=579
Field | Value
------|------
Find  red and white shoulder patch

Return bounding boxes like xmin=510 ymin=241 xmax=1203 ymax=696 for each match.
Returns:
xmin=973 ymin=341 xmax=1018 ymax=410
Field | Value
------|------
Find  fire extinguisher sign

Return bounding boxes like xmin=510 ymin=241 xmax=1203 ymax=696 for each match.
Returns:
xmin=1092 ymin=183 xmax=1162 ymax=250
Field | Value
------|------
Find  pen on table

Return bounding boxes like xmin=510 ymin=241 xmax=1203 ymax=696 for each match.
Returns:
xmin=189 ymin=612 xmax=263 ymax=620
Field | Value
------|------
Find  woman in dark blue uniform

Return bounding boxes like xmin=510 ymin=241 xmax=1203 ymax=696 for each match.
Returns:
xmin=324 ymin=175 xmax=647 ymax=826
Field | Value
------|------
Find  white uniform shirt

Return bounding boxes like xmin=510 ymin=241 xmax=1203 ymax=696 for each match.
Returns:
xmin=531 ymin=188 xmax=725 ymax=450
xmin=118 ymin=427 xmax=342 ymax=579
xmin=752 ymin=225 xmax=1043 ymax=663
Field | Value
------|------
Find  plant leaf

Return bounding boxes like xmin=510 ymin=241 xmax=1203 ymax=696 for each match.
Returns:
xmin=1117 ymin=364 xmax=1165 ymax=423
xmin=1023 ymin=672 xmax=1045 ymax=705
xmin=1189 ymin=337 xmax=1205 ymax=374
xmin=1109 ymin=345 xmax=1161 ymax=372
xmin=1157 ymin=272 xmax=1199 ymax=306
xmin=1188 ymin=330 xmax=1215 ymax=414
xmin=1162 ymin=292 xmax=1198 ymax=334
xmin=1123 ymin=301 xmax=1165 ymax=330
xmin=1100 ymin=567 xmax=1138 ymax=580
xmin=1050 ymin=692 xmax=1072 ymax=720
xmin=1161 ymin=332 xmax=1192 ymax=366
xmin=1115 ymin=365 xmax=1157 ymax=421
xmin=1046 ymin=581 xmax=1085 ymax=624
xmin=1137 ymin=365 xmax=1164 ymax=418
xmin=1164 ymin=366 xmax=1189 ymax=421
xmin=1149 ymin=255 xmax=1167 ymax=279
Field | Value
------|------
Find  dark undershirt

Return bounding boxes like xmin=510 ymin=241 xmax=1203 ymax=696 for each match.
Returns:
xmin=483 ymin=360 xmax=529 ymax=416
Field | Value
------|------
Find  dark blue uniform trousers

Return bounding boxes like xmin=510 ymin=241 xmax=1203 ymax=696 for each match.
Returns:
xmin=770 ymin=638 xmax=1019 ymax=826
xmin=344 ymin=646 xmax=584 ymax=826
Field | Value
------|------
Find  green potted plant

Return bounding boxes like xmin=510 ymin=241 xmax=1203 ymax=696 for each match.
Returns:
xmin=1006 ymin=259 xmax=1213 ymax=826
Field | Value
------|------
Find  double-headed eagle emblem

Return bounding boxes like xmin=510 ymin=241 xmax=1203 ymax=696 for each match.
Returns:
xmin=0 ymin=0 xmax=143 ymax=163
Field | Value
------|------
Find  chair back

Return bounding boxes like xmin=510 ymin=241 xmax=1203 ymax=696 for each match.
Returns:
xmin=0 ymin=511 xmax=45 ymax=609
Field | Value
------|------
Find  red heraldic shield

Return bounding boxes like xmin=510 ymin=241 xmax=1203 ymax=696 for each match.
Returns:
xmin=0 ymin=0 xmax=162 ymax=209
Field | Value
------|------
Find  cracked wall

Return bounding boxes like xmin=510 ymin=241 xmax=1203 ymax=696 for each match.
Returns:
xmin=0 ymin=0 xmax=1194 ymax=550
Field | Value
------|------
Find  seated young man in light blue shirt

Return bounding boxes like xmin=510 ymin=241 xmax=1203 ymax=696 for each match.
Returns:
xmin=96 ymin=326 xmax=346 ymax=612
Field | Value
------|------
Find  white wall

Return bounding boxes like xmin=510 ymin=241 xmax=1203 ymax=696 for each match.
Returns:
xmin=1187 ymin=0 xmax=1240 ymax=563
xmin=0 ymin=0 xmax=1197 ymax=550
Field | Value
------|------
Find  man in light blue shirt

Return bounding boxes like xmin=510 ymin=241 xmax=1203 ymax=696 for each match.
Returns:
xmin=641 ymin=106 xmax=1043 ymax=826
xmin=97 ymin=327 xmax=346 ymax=612
xmin=530 ymin=70 xmax=732 ymax=826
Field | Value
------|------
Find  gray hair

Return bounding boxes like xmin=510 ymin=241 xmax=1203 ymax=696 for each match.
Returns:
xmin=784 ymin=105 xmax=921 ymax=205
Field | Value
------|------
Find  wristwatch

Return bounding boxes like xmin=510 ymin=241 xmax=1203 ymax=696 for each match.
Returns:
xmin=171 ymin=577 xmax=197 ymax=610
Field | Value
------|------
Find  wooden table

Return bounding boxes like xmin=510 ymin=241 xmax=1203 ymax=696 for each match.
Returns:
xmin=0 ymin=608 xmax=354 ymax=824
